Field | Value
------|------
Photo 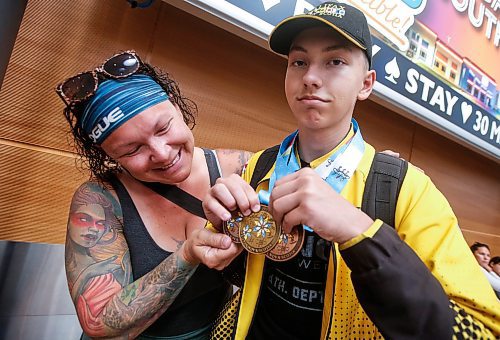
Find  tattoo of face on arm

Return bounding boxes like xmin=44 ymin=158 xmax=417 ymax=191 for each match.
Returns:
xmin=66 ymin=182 xmax=200 ymax=338
xmin=66 ymin=184 xmax=126 ymax=292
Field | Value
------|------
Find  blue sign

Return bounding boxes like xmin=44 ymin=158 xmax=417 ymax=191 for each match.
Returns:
xmin=372 ymin=36 xmax=499 ymax=152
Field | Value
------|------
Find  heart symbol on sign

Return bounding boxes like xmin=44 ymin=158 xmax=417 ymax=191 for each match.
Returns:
xmin=460 ymin=102 xmax=473 ymax=124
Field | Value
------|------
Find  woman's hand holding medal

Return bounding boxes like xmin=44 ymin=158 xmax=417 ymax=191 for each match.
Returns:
xmin=202 ymin=174 xmax=261 ymax=229
xmin=182 ymin=228 xmax=240 ymax=270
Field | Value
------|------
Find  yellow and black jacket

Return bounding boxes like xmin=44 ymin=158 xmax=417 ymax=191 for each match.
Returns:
xmin=212 ymin=141 xmax=500 ymax=339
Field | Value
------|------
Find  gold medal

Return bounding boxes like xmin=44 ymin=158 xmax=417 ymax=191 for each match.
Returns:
xmin=266 ymin=225 xmax=305 ymax=261
xmin=239 ymin=205 xmax=281 ymax=254
xmin=222 ymin=211 xmax=243 ymax=243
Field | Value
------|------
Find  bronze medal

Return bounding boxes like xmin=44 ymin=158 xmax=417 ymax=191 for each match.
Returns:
xmin=222 ymin=211 xmax=243 ymax=243
xmin=266 ymin=225 xmax=305 ymax=261
xmin=239 ymin=205 xmax=281 ymax=254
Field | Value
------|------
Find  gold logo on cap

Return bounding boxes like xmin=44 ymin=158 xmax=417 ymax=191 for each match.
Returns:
xmin=308 ymin=4 xmax=346 ymax=18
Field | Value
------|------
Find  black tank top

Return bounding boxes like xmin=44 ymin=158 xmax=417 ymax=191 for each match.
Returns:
xmin=110 ymin=149 xmax=231 ymax=337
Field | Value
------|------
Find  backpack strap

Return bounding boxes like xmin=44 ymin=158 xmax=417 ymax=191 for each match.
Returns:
xmin=361 ymin=152 xmax=408 ymax=228
xmin=203 ymin=148 xmax=222 ymax=186
xmin=249 ymin=145 xmax=280 ymax=189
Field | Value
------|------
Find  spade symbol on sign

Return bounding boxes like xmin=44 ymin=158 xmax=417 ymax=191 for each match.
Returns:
xmin=385 ymin=57 xmax=400 ymax=84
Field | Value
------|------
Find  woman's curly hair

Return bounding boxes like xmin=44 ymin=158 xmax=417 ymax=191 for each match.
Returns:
xmin=62 ymin=59 xmax=197 ymax=182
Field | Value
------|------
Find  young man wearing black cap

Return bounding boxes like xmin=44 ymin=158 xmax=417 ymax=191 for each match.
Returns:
xmin=202 ymin=2 xmax=499 ymax=339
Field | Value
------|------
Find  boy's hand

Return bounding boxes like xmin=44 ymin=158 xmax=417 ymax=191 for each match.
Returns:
xmin=382 ymin=149 xmax=424 ymax=173
xmin=269 ymin=168 xmax=373 ymax=244
xmin=381 ymin=149 xmax=399 ymax=158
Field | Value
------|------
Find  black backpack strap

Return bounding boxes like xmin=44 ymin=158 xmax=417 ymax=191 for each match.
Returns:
xmin=249 ymin=145 xmax=280 ymax=189
xmin=203 ymin=148 xmax=221 ymax=186
xmin=143 ymin=182 xmax=206 ymax=218
xmin=361 ymin=152 xmax=408 ymax=227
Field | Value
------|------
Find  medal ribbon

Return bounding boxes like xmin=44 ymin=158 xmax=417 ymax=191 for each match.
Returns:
xmin=258 ymin=119 xmax=365 ymax=232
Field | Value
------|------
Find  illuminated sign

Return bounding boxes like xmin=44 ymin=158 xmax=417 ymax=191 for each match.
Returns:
xmin=180 ymin=0 xmax=500 ymax=158
xmin=372 ymin=36 xmax=499 ymax=153
xmin=347 ymin=0 xmax=427 ymax=51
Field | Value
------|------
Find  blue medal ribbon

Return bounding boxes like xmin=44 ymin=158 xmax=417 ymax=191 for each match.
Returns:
xmin=258 ymin=119 xmax=365 ymax=232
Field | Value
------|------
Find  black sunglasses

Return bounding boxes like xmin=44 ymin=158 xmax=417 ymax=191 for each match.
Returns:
xmin=56 ymin=50 xmax=141 ymax=106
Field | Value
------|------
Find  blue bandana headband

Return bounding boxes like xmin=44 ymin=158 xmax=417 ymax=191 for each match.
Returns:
xmin=81 ymin=74 xmax=169 ymax=144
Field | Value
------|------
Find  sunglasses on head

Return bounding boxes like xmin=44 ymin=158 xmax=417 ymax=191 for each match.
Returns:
xmin=56 ymin=50 xmax=141 ymax=106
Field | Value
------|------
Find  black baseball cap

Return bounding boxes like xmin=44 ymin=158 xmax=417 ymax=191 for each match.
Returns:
xmin=269 ymin=2 xmax=373 ymax=69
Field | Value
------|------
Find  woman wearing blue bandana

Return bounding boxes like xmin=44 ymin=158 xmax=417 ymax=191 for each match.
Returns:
xmin=57 ymin=51 xmax=250 ymax=339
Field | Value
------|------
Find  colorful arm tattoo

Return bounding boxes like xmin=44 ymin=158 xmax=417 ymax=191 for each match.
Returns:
xmin=65 ymin=182 xmax=197 ymax=338
xmin=102 ymin=254 xmax=195 ymax=338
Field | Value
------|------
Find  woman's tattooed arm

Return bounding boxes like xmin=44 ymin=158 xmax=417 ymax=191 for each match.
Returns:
xmin=101 ymin=253 xmax=196 ymax=338
xmin=65 ymin=182 xmax=197 ymax=339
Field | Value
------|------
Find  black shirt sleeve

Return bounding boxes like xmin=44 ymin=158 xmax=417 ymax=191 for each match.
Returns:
xmin=340 ymin=223 xmax=454 ymax=339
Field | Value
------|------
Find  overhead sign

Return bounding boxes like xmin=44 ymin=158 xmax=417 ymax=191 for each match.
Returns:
xmin=372 ymin=36 xmax=499 ymax=156
xmin=180 ymin=0 xmax=500 ymax=159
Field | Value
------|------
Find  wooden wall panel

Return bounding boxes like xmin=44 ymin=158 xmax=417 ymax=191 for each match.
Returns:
xmin=354 ymin=99 xmax=416 ymax=160
xmin=0 ymin=0 xmax=497 ymax=255
xmin=410 ymin=126 xmax=500 ymax=254
xmin=0 ymin=143 xmax=85 ymax=243
xmin=0 ymin=0 xmax=160 ymax=151
xmin=148 ymin=5 xmax=294 ymax=151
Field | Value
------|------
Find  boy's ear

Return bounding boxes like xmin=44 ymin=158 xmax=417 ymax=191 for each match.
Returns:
xmin=357 ymin=70 xmax=376 ymax=101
